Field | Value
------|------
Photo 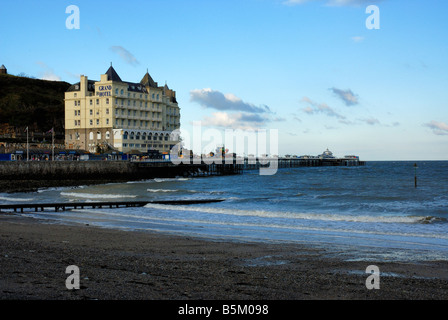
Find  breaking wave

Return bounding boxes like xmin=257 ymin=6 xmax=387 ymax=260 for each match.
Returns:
xmin=60 ymin=192 xmax=137 ymax=199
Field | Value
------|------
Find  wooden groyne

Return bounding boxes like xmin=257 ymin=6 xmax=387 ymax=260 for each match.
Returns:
xmin=0 ymin=199 xmax=225 ymax=214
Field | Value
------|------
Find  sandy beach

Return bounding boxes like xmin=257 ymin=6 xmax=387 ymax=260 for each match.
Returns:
xmin=1 ymin=213 xmax=448 ymax=302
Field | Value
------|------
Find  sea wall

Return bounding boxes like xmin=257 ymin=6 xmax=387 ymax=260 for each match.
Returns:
xmin=0 ymin=161 xmax=203 ymax=181
xmin=0 ymin=161 xmax=206 ymax=193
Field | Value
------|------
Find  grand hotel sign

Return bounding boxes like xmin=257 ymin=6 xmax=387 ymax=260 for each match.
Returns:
xmin=97 ymin=85 xmax=112 ymax=97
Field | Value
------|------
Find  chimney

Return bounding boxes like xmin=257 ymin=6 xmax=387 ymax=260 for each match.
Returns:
xmin=80 ymin=75 xmax=88 ymax=94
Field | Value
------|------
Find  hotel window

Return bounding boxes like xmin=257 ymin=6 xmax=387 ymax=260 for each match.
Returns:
xmin=90 ymin=120 xmax=93 ymax=126
xmin=89 ymin=132 xmax=94 ymax=140
xmin=74 ymin=120 xmax=77 ymax=126
xmin=90 ymin=100 xmax=93 ymax=105
xmin=106 ymin=119 xmax=109 ymax=125
xmin=106 ymin=108 xmax=109 ymax=115
xmin=74 ymin=93 xmax=77 ymax=98
xmin=106 ymin=98 xmax=109 ymax=104
xmin=74 ymin=101 xmax=77 ymax=106
xmin=115 ymin=89 xmax=118 ymax=95
xmin=121 ymin=89 xmax=124 ymax=95
xmin=96 ymin=119 xmax=100 ymax=125
xmin=96 ymin=99 xmax=99 ymax=105
xmin=127 ymin=100 xmax=130 ymax=106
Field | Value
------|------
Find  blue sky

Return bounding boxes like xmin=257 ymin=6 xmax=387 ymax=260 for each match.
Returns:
xmin=1 ymin=0 xmax=447 ymax=160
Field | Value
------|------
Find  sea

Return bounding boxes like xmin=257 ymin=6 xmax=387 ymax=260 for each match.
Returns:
xmin=1 ymin=161 xmax=448 ymax=262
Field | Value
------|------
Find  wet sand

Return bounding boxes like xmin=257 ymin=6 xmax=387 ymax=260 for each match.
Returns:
xmin=1 ymin=214 xmax=448 ymax=302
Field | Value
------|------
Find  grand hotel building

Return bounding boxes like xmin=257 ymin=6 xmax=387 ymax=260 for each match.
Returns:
xmin=64 ymin=66 xmax=181 ymax=154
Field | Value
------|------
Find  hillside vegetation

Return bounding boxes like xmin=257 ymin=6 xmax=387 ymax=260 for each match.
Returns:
xmin=0 ymin=74 xmax=70 ymax=133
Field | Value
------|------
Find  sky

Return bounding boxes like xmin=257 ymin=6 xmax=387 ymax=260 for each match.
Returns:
xmin=1 ymin=0 xmax=447 ymax=160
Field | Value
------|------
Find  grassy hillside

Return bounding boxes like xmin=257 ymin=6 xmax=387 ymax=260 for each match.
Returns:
xmin=0 ymin=74 xmax=71 ymax=134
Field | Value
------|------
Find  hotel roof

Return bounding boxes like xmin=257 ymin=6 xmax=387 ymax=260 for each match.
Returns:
xmin=66 ymin=66 xmax=162 ymax=94
xmin=105 ymin=66 xmax=122 ymax=82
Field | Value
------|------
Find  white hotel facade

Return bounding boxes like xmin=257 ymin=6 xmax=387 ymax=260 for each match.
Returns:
xmin=64 ymin=66 xmax=181 ymax=154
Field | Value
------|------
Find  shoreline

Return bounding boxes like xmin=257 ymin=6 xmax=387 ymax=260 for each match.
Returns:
xmin=0 ymin=180 xmax=126 ymax=194
xmin=1 ymin=214 xmax=448 ymax=300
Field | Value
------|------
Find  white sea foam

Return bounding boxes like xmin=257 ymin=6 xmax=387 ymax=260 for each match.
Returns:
xmin=60 ymin=192 xmax=137 ymax=199
xmin=147 ymin=189 xmax=179 ymax=193
xmin=63 ymin=208 xmax=448 ymax=241
xmin=142 ymin=203 xmax=444 ymax=224
xmin=37 ymin=186 xmax=86 ymax=193
xmin=153 ymin=177 xmax=190 ymax=182
xmin=0 ymin=196 xmax=34 ymax=202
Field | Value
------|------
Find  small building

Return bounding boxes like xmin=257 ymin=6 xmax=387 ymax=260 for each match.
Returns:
xmin=0 ymin=65 xmax=7 ymax=75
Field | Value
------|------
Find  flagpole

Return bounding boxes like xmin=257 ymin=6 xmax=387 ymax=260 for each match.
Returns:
xmin=52 ymin=128 xmax=55 ymax=161
xmin=26 ymin=127 xmax=29 ymax=161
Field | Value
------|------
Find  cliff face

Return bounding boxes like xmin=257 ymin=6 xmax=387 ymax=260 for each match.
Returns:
xmin=0 ymin=74 xmax=71 ymax=135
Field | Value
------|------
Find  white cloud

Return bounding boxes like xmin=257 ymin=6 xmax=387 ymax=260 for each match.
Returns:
xmin=36 ymin=61 xmax=61 ymax=81
xmin=424 ymin=120 xmax=448 ymax=135
xmin=200 ymin=112 xmax=268 ymax=130
xmin=351 ymin=36 xmax=364 ymax=43
xmin=359 ymin=117 xmax=380 ymax=125
xmin=190 ymin=88 xmax=271 ymax=114
xmin=330 ymin=87 xmax=359 ymax=106
xmin=301 ymin=96 xmax=346 ymax=119
xmin=110 ymin=46 xmax=140 ymax=66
